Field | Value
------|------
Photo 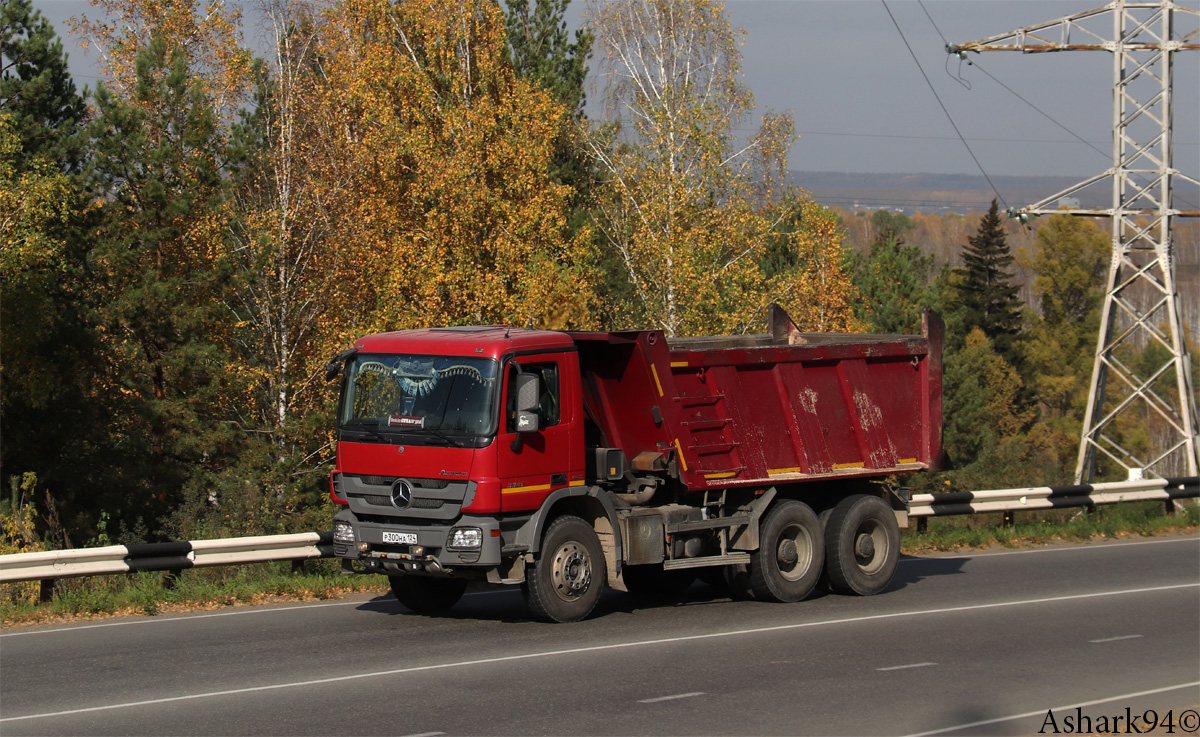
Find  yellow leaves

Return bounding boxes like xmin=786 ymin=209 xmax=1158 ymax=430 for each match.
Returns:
xmin=307 ymin=0 xmax=595 ymax=334
xmin=0 ymin=117 xmax=74 ymax=277
xmin=71 ymin=0 xmax=252 ymax=124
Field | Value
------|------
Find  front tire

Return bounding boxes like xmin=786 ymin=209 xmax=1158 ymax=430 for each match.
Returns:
xmin=523 ymin=515 xmax=607 ymax=622
xmin=389 ymin=576 xmax=468 ymax=613
xmin=749 ymin=500 xmax=823 ymax=603
xmin=824 ymin=494 xmax=900 ymax=596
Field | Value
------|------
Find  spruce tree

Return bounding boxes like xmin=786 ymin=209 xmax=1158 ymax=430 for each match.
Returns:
xmin=954 ymin=199 xmax=1023 ymax=364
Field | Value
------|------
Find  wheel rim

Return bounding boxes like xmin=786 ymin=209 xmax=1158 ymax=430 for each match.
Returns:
xmin=853 ymin=519 xmax=888 ymax=575
xmin=775 ymin=523 xmax=814 ymax=582
xmin=550 ymin=540 xmax=592 ymax=602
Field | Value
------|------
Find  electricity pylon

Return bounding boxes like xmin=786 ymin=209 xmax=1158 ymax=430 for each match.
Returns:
xmin=949 ymin=1 xmax=1199 ymax=482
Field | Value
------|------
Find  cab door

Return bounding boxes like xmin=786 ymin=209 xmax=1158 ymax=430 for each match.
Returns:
xmin=496 ymin=353 xmax=579 ymax=512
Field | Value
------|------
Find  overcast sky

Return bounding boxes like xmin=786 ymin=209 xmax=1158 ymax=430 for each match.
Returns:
xmin=32 ymin=0 xmax=1200 ymax=179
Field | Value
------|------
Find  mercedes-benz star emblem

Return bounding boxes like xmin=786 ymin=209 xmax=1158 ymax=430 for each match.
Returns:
xmin=390 ymin=479 xmax=414 ymax=510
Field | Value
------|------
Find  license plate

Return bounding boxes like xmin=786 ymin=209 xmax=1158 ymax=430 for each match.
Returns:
xmin=382 ymin=531 xmax=417 ymax=545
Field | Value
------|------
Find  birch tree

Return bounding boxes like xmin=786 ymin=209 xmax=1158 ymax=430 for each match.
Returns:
xmin=585 ymin=0 xmax=855 ymax=336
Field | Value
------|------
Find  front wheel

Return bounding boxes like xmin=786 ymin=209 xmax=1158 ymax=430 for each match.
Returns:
xmin=389 ymin=576 xmax=468 ymax=613
xmin=824 ymin=494 xmax=900 ymax=596
xmin=523 ymin=515 xmax=607 ymax=622
xmin=748 ymin=500 xmax=823 ymax=603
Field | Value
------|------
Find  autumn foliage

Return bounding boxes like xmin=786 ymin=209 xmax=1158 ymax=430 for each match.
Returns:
xmin=15 ymin=0 xmax=1184 ymax=550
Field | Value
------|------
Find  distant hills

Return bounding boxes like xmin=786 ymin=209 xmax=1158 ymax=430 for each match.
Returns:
xmin=791 ymin=170 xmax=1200 ymax=215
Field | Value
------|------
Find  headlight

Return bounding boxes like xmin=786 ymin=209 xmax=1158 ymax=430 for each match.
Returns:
xmin=333 ymin=521 xmax=355 ymax=544
xmin=447 ymin=527 xmax=482 ymax=550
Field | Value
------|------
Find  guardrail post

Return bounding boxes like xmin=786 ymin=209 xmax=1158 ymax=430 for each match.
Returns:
xmin=290 ymin=559 xmax=305 ymax=575
xmin=163 ymin=568 xmax=182 ymax=590
xmin=1003 ymin=510 xmax=1014 ymax=526
xmin=916 ymin=517 xmax=927 ymax=534
xmin=39 ymin=578 xmax=54 ymax=603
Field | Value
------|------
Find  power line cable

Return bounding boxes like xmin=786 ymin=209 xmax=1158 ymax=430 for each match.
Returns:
xmin=918 ymin=0 xmax=1198 ymax=211
xmin=881 ymin=0 xmax=1007 ymax=208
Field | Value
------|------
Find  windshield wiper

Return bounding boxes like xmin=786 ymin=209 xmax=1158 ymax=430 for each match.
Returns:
xmin=340 ymin=423 xmax=392 ymax=443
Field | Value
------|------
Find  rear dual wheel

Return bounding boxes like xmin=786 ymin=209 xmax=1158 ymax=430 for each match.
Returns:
xmin=823 ymin=494 xmax=900 ymax=596
xmin=748 ymin=500 xmax=823 ymax=603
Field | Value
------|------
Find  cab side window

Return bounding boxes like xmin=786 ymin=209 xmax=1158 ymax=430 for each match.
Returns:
xmin=506 ymin=362 xmax=559 ymax=432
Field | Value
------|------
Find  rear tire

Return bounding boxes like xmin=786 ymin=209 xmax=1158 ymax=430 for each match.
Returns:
xmin=824 ymin=494 xmax=900 ymax=596
xmin=389 ymin=576 xmax=468 ymax=613
xmin=748 ymin=500 xmax=823 ymax=603
xmin=523 ymin=515 xmax=606 ymax=622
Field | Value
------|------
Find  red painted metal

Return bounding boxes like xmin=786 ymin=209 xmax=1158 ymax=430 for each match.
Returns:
xmin=568 ymin=311 xmax=943 ymax=492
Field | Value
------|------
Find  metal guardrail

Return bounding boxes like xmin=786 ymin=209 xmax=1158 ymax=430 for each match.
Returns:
xmin=0 ymin=478 xmax=1195 ymax=588
xmin=0 ymin=532 xmax=333 ymax=585
xmin=908 ymin=477 xmax=1199 ymax=517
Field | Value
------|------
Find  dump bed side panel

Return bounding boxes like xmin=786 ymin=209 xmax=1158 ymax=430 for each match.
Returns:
xmin=570 ymin=313 xmax=943 ymax=492
xmin=571 ymin=331 xmax=675 ymax=469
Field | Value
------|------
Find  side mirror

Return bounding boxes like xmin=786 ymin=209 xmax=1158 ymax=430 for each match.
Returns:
xmin=324 ymin=349 xmax=357 ymax=383
xmin=514 ymin=372 xmax=540 ymax=433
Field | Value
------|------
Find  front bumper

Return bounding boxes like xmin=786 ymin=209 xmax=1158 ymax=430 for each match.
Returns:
xmin=333 ymin=509 xmax=503 ymax=569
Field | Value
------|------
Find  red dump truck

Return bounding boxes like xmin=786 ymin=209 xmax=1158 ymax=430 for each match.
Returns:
xmin=327 ymin=307 xmax=943 ymax=622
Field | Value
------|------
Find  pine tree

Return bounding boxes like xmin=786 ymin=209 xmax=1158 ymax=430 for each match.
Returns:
xmin=86 ymin=37 xmax=239 ymax=532
xmin=953 ymin=199 xmax=1023 ymax=363
xmin=0 ymin=1 xmax=100 ymax=544
xmin=850 ymin=227 xmax=935 ymax=335
xmin=503 ymin=0 xmax=595 ymax=232
xmin=503 ymin=0 xmax=592 ymax=115
xmin=0 ymin=0 xmax=88 ymax=172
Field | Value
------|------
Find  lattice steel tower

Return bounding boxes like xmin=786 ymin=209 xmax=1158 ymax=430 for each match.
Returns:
xmin=949 ymin=1 xmax=1199 ymax=482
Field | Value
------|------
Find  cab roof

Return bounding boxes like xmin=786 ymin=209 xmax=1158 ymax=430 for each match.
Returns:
xmin=354 ymin=326 xmax=575 ymax=360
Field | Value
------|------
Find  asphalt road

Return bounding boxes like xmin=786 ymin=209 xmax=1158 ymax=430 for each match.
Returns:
xmin=2 ymin=536 xmax=1198 ymax=736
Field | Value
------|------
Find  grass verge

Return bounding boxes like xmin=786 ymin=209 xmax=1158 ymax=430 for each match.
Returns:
xmin=2 ymin=501 xmax=1196 ymax=627
xmin=902 ymin=500 xmax=1199 ymax=552
xmin=0 ymin=560 xmax=389 ymax=628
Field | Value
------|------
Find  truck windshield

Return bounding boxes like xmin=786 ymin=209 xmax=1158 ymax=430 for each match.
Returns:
xmin=339 ymin=354 xmax=499 ymax=441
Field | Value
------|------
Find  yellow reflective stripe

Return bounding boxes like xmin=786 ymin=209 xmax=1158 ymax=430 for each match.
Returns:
xmin=898 ymin=458 xmax=917 ymax=464
xmin=704 ymin=472 xmax=738 ymax=480
xmin=673 ymin=438 xmax=688 ymax=472
xmin=503 ymin=479 xmax=586 ymax=494
xmin=502 ymin=483 xmax=550 ymax=494
xmin=670 ymin=361 xmax=688 ymax=368
xmin=832 ymin=462 xmax=866 ymax=470
xmin=768 ymin=467 xmax=803 ymax=476
xmin=651 ymin=364 xmax=664 ymax=397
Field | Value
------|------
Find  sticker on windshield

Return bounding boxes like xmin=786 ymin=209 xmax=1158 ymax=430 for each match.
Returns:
xmin=387 ymin=414 xmax=425 ymax=429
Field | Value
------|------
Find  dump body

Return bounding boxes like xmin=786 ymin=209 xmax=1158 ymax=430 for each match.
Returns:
xmin=570 ymin=311 xmax=943 ymax=492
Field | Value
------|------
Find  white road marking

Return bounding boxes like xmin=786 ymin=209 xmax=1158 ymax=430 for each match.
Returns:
xmin=4 ymin=537 xmax=1191 ymax=638
xmin=638 ymin=692 xmax=705 ymax=704
xmin=1089 ymin=633 xmax=1144 ymax=643
xmin=877 ymin=662 xmax=937 ymax=671
xmin=400 ymin=732 xmax=444 ymax=737
xmin=896 ymin=535 xmax=1199 ymax=563
xmin=901 ymin=680 xmax=1200 ymax=737
xmin=2 ymin=582 xmax=1195 ymax=724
